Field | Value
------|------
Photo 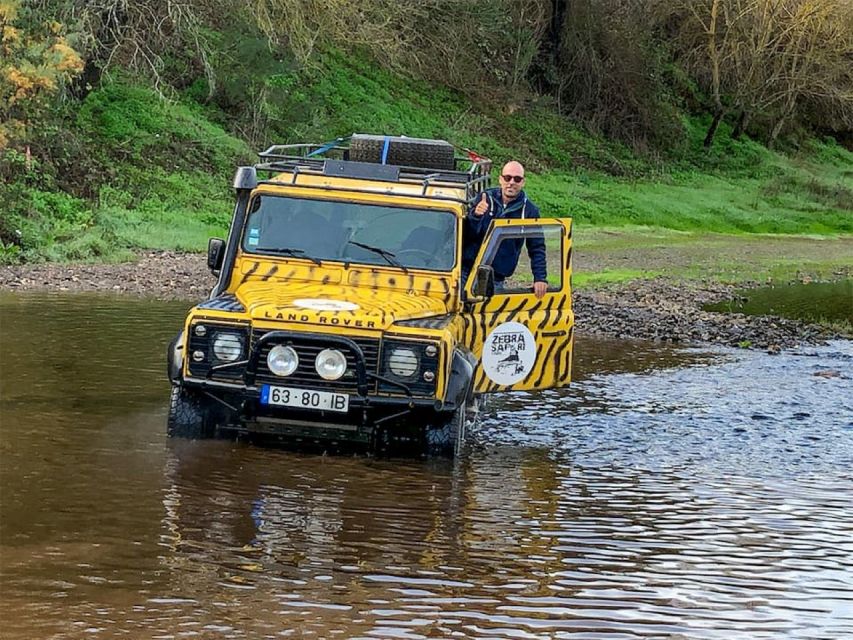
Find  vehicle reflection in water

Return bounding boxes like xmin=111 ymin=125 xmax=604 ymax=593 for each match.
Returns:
xmin=1 ymin=292 xmax=851 ymax=639
xmin=159 ymin=443 xmax=477 ymax=636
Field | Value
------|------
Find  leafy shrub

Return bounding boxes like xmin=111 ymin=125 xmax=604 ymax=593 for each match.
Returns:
xmin=0 ymin=1 xmax=84 ymax=151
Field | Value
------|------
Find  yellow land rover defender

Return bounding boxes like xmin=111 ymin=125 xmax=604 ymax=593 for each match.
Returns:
xmin=166 ymin=135 xmax=574 ymax=456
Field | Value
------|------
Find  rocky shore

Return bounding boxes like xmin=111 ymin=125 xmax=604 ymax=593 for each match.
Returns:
xmin=0 ymin=251 xmax=840 ymax=350
xmin=572 ymin=280 xmax=832 ymax=351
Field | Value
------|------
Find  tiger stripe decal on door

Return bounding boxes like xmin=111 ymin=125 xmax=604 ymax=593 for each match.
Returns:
xmin=463 ymin=218 xmax=574 ymax=393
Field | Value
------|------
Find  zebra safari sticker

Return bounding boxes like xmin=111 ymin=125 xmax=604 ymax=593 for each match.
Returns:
xmin=482 ymin=322 xmax=537 ymax=385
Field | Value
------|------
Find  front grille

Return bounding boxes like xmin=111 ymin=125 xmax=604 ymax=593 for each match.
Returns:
xmin=252 ymin=330 xmax=380 ymax=393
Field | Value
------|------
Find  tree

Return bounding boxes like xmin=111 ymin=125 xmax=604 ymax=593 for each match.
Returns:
xmin=0 ymin=0 xmax=83 ymax=151
xmin=657 ymin=0 xmax=853 ymax=147
xmin=244 ymin=0 xmax=550 ymax=99
xmin=23 ymin=0 xmax=218 ymax=99
xmin=656 ymin=0 xmax=742 ymax=147
xmin=548 ymin=0 xmax=678 ymax=148
xmin=764 ymin=0 xmax=853 ymax=146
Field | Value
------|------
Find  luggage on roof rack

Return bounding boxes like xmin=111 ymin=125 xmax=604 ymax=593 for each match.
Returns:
xmin=254 ymin=134 xmax=491 ymax=200
xmin=348 ymin=134 xmax=456 ymax=171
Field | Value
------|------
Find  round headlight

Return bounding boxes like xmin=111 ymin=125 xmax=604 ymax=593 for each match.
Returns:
xmin=268 ymin=345 xmax=299 ymax=377
xmin=315 ymin=349 xmax=347 ymax=380
xmin=389 ymin=347 xmax=419 ymax=378
xmin=212 ymin=332 xmax=243 ymax=362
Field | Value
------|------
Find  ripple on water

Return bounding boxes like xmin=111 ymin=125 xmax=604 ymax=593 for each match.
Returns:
xmin=1 ymin=294 xmax=852 ymax=639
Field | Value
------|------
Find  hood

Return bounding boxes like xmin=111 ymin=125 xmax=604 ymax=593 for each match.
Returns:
xmin=235 ymin=283 xmax=449 ymax=331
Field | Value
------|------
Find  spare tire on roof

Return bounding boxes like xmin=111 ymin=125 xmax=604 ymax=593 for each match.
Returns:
xmin=349 ymin=134 xmax=456 ymax=171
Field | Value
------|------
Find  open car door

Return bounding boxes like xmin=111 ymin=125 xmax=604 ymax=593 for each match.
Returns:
xmin=462 ymin=218 xmax=574 ymax=394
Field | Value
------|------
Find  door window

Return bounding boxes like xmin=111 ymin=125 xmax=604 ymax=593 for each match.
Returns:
xmin=474 ymin=224 xmax=564 ymax=295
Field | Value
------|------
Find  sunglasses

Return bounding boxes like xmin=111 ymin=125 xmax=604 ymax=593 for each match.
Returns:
xmin=501 ymin=174 xmax=524 ymax=183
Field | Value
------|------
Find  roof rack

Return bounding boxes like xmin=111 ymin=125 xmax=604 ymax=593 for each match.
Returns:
xmin=255 ymin=137 xmax=492 ymax=202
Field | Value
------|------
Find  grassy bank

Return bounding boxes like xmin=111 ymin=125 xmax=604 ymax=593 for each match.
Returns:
xmin=571 ymin=228 xmax=852 ymax=287
xmin=1 ymin=83 xmax=252 ymax=264
xmin=2 ymin=53 xmax=851 ymax=267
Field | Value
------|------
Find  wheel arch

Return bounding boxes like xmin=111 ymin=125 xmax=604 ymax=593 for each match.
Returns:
xmin=443 ymin=348 xmax=476 ymax=411
xmin=167 ymin=330 xmax=185 ymax=384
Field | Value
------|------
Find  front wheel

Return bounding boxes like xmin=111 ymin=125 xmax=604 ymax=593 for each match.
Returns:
xmin=425 ymin=400 xmax=467 ymax=458
xmin=167 ymin=385 xmax=217 ymax=439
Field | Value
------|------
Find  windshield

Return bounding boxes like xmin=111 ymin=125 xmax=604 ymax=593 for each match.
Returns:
xmin=242 ymin=195 xmax=457 ymax=271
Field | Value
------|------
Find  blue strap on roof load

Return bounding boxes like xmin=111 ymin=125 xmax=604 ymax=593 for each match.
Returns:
xmin=381 ymin=136 xmax=391 ymax=164
xmin=307 ymin=136 xmax=349 ymax=158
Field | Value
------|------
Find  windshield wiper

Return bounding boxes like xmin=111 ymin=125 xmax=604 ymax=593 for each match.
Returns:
xmin=255 ymin=246 xmax=321 ymax=265
xmin=347 ymin=241 xmax=406 ymax=270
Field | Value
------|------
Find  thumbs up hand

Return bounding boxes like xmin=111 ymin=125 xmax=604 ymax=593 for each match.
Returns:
xmin=473 ymin=192 xmax=490 ymax=217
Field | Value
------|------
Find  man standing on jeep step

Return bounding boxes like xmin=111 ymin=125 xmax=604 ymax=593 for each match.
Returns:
xmin=462 ymin=160 xmax=547 ymax=299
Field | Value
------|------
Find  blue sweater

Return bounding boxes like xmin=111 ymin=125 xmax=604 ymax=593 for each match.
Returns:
xmin=462 ymin=188 xmax=547 ymax=282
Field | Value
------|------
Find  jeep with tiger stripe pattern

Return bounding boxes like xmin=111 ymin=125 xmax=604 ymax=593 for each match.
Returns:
xmin=166 ymin=135 xmax=574 ymax=457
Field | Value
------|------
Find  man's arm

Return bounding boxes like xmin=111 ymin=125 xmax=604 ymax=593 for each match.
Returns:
xmin=465 ymin=191 xmax=492 ymax=240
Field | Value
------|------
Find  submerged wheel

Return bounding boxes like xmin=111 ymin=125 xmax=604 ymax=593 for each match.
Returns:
xmin=167 ymin=385 xmax=217 ymax=439
xmin=425 ymin=399 xmax=467 ymax=458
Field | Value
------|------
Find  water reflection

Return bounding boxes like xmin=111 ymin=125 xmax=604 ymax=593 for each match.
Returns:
xmin=1 ymin=293 xmax=852 ymax=639
xmin=704 ymin=279 xmax=853 ymax=324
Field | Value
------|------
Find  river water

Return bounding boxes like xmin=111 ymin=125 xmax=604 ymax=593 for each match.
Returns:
xmin=1 ymin=293 xmax=851 ymax=639
xmin=704 ymin=280 xmax=853 ymax=325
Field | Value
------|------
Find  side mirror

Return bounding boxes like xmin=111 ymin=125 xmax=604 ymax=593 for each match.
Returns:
xmin=207 ymin=238 xmax=225 ymax=274
xmin=471 ymin=265 xmax=495 ymax=298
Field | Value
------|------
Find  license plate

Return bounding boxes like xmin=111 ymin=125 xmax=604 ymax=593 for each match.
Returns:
xmin=260 ymin=385 xmax=349 ymax=413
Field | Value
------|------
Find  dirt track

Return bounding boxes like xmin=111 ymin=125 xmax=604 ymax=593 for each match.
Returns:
xmin=0 ymin=251 xmax=842 ymax=350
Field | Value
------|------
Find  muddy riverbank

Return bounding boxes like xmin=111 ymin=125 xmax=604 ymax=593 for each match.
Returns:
xmin=0 ymin=250 xmax=844 ymax=349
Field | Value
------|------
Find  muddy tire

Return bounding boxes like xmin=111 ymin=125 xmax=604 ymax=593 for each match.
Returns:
xmin=349 ymin=135 xmax=455 ymax=171
xmin=167 ymin=386 xmax=216 ymax=439
xmin=425 ymin=400 xmax=467 ymax=458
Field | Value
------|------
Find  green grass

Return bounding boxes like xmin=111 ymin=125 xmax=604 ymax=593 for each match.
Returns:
xmin=92 ymin=171 xmax=234 ymax=251
xmin=2 ymin=171 xmax=234 ymax=263
xmin=573 ymin=227 xmax=853 ymax=284
xmin=77 ymin=82 xmax=252 ymax=170
xmin=1 ymin=52 xmax=851 ymax=266
xmin=262 ymin=52 xmax=474 ymax=146
xmin=572 ymin=269 xmax=660 ymax=289
xmin=532 ymin=159 xmax=852 ymax=235
xmin=1 ymin=81 xmax=249 ymax=264
xmin=823 ymin=319 xmax=853 ymax=337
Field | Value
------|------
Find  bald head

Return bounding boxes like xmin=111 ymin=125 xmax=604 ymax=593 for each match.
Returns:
xmin=502 ymin=161 xmax=525 ymax=177
xmin=498 ymin=160 xmax=526 ymax=203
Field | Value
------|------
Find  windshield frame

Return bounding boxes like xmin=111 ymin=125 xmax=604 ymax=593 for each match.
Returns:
xmin=239 ymin=193 xmax=459 ymax=272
